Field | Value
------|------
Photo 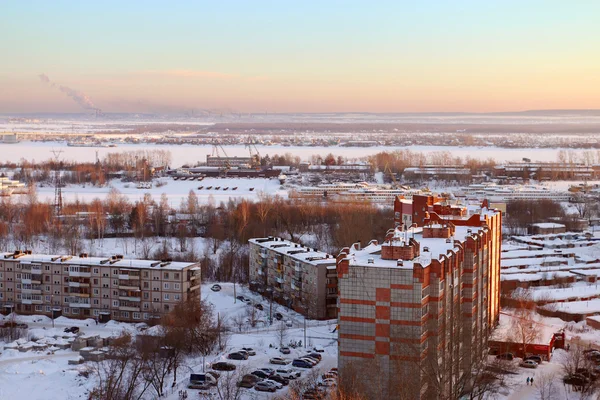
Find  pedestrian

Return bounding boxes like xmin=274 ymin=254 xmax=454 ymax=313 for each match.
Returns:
xmin=526 ymin=377 xmax=530 ymax=386
xmin=530 ymin=377 xmax=534 ymax=386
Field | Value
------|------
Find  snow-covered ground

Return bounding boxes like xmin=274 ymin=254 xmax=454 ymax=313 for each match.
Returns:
xmin=33 ymin=176 xmax=287 ymax=205
xmin=0 ymin=283 xmax=337 ymax=400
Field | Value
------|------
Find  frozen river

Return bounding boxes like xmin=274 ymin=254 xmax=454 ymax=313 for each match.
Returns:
xmin=0 ymin=141 xmax=590 ymax=166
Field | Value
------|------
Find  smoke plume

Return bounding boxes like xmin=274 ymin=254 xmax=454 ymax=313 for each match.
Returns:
xmin=38 ymin=73 xmax=101 ymax=113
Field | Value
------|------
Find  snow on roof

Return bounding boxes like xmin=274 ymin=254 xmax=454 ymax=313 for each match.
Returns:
xmin=513 ymin=284 xmax=600 ymax=302
xmin=343 ymin=225 xmax=482 ymax=270
xmin=501 ymin=256 xmax=569 ymax=268
xmin=531 ymin=223 xmax=566 ymax=229
xmin=500 ymin=271 xmax=573 ymax=281
xmin=542 ymin=298 xmax=600 ymax=315
xmin=248 ymin=238 xmax=335 ymax=266
xmin=1 ymin=253 xmax=197 ymax=271
xmin=501 ymin=249 xmax=574 ymax=260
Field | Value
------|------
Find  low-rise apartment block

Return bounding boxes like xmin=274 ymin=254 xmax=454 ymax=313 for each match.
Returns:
xmin=0 ymin=252 xmax=201 ymax=323
xmin=337 ymin=197 xmax=501 ymax=399
xmin=248 ymin=237 xmax=337 ymax=319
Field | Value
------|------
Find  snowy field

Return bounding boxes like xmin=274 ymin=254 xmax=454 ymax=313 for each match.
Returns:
xmin=34 ymin=176 xmax=287 ymax=205
xmin=0 ymin=141 xmax=592 ymax=166
xmin=0 ymin=283 xmax=338 ymax=400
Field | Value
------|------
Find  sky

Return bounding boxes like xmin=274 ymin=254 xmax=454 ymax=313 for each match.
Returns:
xmin=1 ymin=1 xmax=599 ymax=114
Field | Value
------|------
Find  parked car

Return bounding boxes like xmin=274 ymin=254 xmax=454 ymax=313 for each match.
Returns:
xmin=265 ymin=378 xmax=285 ymax=389
xmin=236 ymin=350 xmax=250 ymax=358
xmin=279 ymin=347 xmax=291 ymax=354
xmin=285 ymin=320 xmax=293 ymax=327
xmin=228 ymin=352 xmax=248 ymax=360
xmin=302 ymin=356 xmax=320 ymax=365
xmin=319 ymin=378 xmax=337 ymax=388
xmin=260 ymin=368 xmax=276 ymax=376
xmin=276 ymin=368 xmax=301 ymax=380
xmin=242 ymin=298 xmax=253 ymax=304
xmin=254 ymin=381 xmax=277 ymax=392
xmin=236 ymin=295 xmax=246 ymax=302
xmin=274 ymin=312 xmax=283 ymax=320
xmin=292 ymin=359 xmax=314 ymax=369
xmin=241 ymin=347 xmax=256 ymax=356
xmin=520 ymin=360 xmax=538 ymax=369
xmin=210 ymin=284 xmax=222 ymax=292
xmin=313 ymin=345 xmax=325 ymax=353
xmin=206 ymin=371 xmax=220 ymax=381
xmin=575 ymin=368 xmax=599 ymax=380
xmin=238 ymin=374 xmax=262 ymax=388
xmin=212 ymin=362 xmax=236 ymax=371
xmin=496 ymin=353 xmax=514 ymax=360
xmin=303 ymin=387 xmax=327 ymax=399
xmin=525 ymin=355 xmax=543 ymax=364
xmin=188 ymin=373 xmax=216 ymax=389
xmin=64 ymin=326 xmax=80 ymax=334
xmin=270 ymin=357 xmax=291 ymax=365
xmin=251 ymin=370 xmax=271 ymax=379
xmin=305 ymin=352 xmax=322 ymax=361
xmin=254 ymin=303 xmax=264 ymax=311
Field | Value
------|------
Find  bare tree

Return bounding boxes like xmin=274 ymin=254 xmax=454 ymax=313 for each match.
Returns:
xmin=535 ymin=372 xmax=557 ymax=400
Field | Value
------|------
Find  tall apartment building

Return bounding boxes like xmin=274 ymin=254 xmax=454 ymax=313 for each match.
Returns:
xmin=0 ymin=252 xmax=201 ymax=323
xmin=337 ymin=196 xmax=501 ymax=400
xmin=248 ymin=237 xmax=337 ymax=319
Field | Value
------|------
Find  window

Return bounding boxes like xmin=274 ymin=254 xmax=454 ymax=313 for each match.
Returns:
xmin=174 ymin=283 xmax=180 ymax=290
xmin=143 ymin=303 xmax=149 ymax=310
xmin=93 ymin=299 xmax=99 ymax=305
xmin=45 ymin=266 xmax=50 ymax=271
xmin=163 ymin=272 xmax=169 ymax=280
xmin=113 ymin=290 xmax=118 ymax=296
xmin=64 ymin=267 xmax=69 ymax=273
xmin=93 ymin=279 xmax=98 ymax=285
xmin=113 ymin=269 xmax=118 ymax=276
xmin=46 ymin=306 xmax=51 ymax=312
xmin=45 ymin=295 xmax=50 ymax=301
xmin=63 ymin=307 xmax=70 ymax=314
xmin=163 ymin=283 xmax=170 ymax=290
xmin=174 ymin=273 xmax=180 ymax=279
xmin=143 ymin=313 xmax=149 ymax=319
xmin=102 ymin=284 xmax=108 ymax=288
xmin=121 ymin=311 xmax=129 ymax=318
xmin=16 ymin=273 xmax=21 ymax=279
xmin=93 ymin=309 xmax=99 ymax=316
xmin=174 ymin=294 xmax=180 ymax=301
xmin=164 ymin=294 xmax=170 ymax=301
xmin=102 ymin=273 xmax=108 ymax=277
xmin=45 ymin=286 xmax=50 ymax=291
xmin=17 ymin=294 xmax=21 ymax=300
xmin=93 ymin=268 xmax=99 ymax=274
xmin=143 ymin=271 xmax=149 ymax=278
xmin=164 ymin=304 xmax=170 ymax=311
xmin=133 ymin=312 xmax=141 ymax=320
xmin=45 ymin=276 xmax=50 ymax=282
xmin=113 ymin=280 xmax=118 ymax=286
xmin=112 ymin=300 xmax=119 ymax=307
xmin=153 ymin=297 xmax=159 ymax=302
xmin=143 ymin=293 xmax=149 ymax=299
xmin=72 ymin=308 xmax=79 ymax=315
xmin=16 ymin=283 xmax=21 ymax=289
xmin=35 ymin=305 xmax=42 ymax=311
xmin=143 ymin=282 xmax=149 ymax=289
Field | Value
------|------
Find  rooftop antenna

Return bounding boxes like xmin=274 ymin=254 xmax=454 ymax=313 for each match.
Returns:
xmin=51 ymin=149 xmax=63 ymax=216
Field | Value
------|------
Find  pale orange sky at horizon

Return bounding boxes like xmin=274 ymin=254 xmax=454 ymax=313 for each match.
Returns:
xmin=1 ymin=1 xmax=599 ymax=114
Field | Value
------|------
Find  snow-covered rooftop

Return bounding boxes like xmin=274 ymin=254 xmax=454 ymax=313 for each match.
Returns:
xmin=1 ymin=253 xmax=197 ymax=271
xmin=248 ymin=238 xmax=335 ymax=266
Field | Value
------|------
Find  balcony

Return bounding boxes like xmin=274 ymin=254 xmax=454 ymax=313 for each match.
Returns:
xmin=275 ymin=276 xmax=284 ymax=284
xmin=72 ymin=303 xmax=91 ymax=309
xmin=69 ymin=281 xmax=90 ymax=288
xmin=119 ymin=283 xmax=141 ymax=291
xmin=119 ymin=305 xmax=140 ymax=312
xmin=21 ymin=296 xmax=43 ymax=305
xmin=291 ymin=281 xmax=300 ymax=291
xmin=21 ymin=278 xmax=32 ymax=285
xmin=69 ymin=292 xmax=91 ymax=298
xmin=294 ymin=264 xmax=302 ymax=272
xmin=119 ymin=295 xmax=141 ymax=302
xmin=22 ymin=287 xmax=42 ymax=295
xmin=257 ymin=269 xmax=264 ymax=276
xmin=69 ymin=271 xmax=91 ymax=278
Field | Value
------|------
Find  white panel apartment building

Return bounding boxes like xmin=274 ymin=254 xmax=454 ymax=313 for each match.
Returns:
xmin=0 ymin=251 xmax=201 ymax=322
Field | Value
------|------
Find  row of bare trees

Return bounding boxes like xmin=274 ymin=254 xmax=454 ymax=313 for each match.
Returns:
xmin=88 ymin=298 xmax=223 ymax=400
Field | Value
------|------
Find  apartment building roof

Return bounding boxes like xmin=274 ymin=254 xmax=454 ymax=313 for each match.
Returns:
xmin=343 ymin=224 xmax=488 ymax=270
xmin=249 ymin=237 xmax=335 ymax=266
xmin=1 ymin=252 xmax=196 ymax=271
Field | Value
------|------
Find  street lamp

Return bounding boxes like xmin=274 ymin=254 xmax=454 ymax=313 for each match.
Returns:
xmin=265 ymin=287 xmax=273 ymax=324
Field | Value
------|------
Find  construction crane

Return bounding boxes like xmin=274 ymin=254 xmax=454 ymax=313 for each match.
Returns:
xmin=244 ymin=136 xmax=261 ymax=169
xmin=211 ymin=139 xmax=231 ymax=175
xmin=384 ymin=162 xmax=399 ymax=188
